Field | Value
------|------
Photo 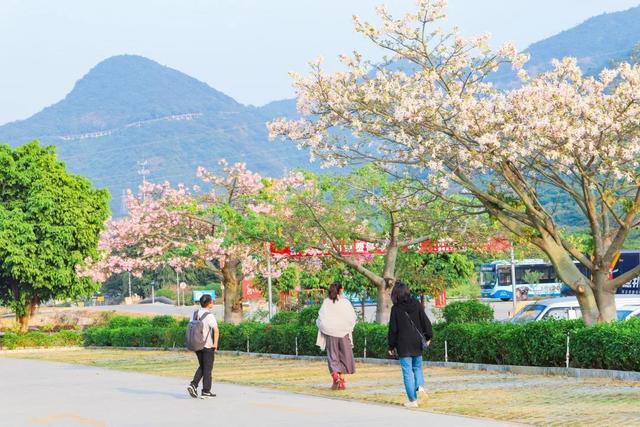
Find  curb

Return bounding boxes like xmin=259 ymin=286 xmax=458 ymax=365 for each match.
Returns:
xmin=3 ymin=346 xmax=639 ymax=381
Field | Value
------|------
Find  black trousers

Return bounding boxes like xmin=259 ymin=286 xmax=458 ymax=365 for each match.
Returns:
xmin=191 ymin=348 xmax=215 ymax=392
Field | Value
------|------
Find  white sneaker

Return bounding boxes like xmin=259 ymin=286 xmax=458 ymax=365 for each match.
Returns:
xmin=417 ymin=386 xmax=429 ymax=399
xmin=404 ymin=400 xmax=419 ymax=409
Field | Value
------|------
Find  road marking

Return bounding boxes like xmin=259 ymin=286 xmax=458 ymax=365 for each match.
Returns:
xmin=28 ymin=413 xmax=106 ymax=427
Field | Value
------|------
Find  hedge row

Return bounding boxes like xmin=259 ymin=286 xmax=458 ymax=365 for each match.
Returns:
xmin=0 ymin=330 xmax=83 ymax=350
xmin=82 ymin=314 xmax=640 ymax=371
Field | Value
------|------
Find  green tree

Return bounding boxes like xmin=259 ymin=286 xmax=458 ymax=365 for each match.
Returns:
xmin=396 ymin=252 xmax=475 ymax=304
xmin=276 ymin=165 xmax=488 ymax=322
xmin=0 ymin=142 xmax=110 ymax=330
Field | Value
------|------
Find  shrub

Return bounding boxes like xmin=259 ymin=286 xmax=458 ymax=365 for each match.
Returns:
xmin=270 ymin=310 xmax=299 ymax=325
xmin=77 ymin=313 xmax=640 ymax=372
xmin=0 ymin=330 xmax=83 ymax=349
xmin=151 ymin=315 xmax=178 ymax=328
xmin=155 ymin=288 xmax=176 ymax=301
xmin=443 ymin=300 xmax=494 ymax=324
xmin=352 ymin=322 xmax=388 ymax=359
xmin=298 ymin=305 xmax=321 ymax=327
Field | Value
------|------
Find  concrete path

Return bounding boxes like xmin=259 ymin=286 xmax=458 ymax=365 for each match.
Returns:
xmin=0 ymin=358 xmax=513 ymax=427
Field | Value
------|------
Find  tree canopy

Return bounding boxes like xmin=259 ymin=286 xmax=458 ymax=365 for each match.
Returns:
xmin=0 ymin=141 xmax=110 ymax=329
xmin=269 ymin=0 xmax=640 ymax=323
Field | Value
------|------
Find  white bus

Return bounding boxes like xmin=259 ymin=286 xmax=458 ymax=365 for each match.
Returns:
xmin=480 ymin=259 xmax=563 ymax=301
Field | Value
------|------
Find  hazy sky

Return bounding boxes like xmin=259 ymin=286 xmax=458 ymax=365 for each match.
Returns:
xmin=2 ymin=0 xmax=639 ymax=125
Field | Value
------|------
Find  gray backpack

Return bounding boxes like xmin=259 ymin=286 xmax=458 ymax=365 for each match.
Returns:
xmin=186 ymin=311 xmax=211 ymax=351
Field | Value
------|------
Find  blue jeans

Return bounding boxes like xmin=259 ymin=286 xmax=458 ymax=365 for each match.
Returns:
xmin=399 ymin=356 xmax=424 ymax=402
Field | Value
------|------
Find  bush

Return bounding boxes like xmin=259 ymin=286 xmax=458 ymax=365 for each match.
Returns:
xmin=298 ymin=305 xmax=321 ymax=327
xmin=443 ymin=300 xmax=494 ymax=324
xmin=151 ymin=315 xmax=178 ymax=328
xmin=270 ymin=310 xmax=299 ymax=325
xmin=155 ymin=288 xmax=176 ymax=301
xmin=78 ymin=313 xmax=640 ymax=372
xmin=0 ymin=330 xmax=83 ymax=349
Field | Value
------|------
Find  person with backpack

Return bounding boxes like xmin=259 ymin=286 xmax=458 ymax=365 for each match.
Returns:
xmin=316 ymin=282 xmax=357 ymax=390
xmin=387 ymin=281 xmax=433 ymax=408
xmin=186 ymin=294 xmax=219 ymax=399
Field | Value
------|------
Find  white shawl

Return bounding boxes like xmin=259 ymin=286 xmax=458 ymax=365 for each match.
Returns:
xmin=315 ymin=296 xmax=357 ymax=350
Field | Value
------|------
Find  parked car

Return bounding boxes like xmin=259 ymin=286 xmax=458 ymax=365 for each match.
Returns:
xmin=511 ymin=295 xmax=640 ymax=323
xmin=616 ymin=305 xmax=640 ymax=321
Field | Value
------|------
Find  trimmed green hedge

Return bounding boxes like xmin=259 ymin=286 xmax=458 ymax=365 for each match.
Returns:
xmin=443 ymin=300 xmax=494 ymax=324
xmin=80 ymin=314 xmax=640 ymax=372
xmin=0 ymin=330 xmax=83 ymax=350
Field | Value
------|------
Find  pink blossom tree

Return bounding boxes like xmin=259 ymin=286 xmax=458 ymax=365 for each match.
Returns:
xmin=269 ymin=0 xmax=640 ymax=323
xmin=81 ymin=161 xmax=286 ymax=323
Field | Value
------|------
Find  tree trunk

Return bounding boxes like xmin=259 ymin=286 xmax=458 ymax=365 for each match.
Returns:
xmin=594 ymin=273 xmax=617 ymax=322
xmin=544 ymin=239 xmax=599 ymax=325
xmin=222 ymin=259 xmax=243 ymax=324
xmin=16 ymin=296 xmax=39 ymax=333
xmin=375 ymin=284 xmax=393 ymax=324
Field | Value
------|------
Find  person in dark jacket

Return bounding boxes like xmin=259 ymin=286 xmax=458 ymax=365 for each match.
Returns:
xmin=387 ymin=281 xmax=433 ymax=408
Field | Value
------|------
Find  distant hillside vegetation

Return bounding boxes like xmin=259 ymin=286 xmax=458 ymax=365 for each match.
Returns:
xmin=1 ymin=4 xmax=639 ymax=222
xmin=0 ymin=55 xmax=313 ymax=217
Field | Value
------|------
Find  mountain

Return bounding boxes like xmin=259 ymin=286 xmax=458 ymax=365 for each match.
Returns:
xmin=0 ymin=55 xmax=313 ymax=217
xmin=1 ymin=5 xmax=639 ymax=222
xmin=492 ymin=4 xmax=640 ymax=88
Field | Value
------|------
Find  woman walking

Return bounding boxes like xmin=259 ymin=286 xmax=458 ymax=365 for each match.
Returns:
xmin=387 ymin=281 xmax=433 ymax=408
xmin=316 ymin=282 xmax=357 ymax=390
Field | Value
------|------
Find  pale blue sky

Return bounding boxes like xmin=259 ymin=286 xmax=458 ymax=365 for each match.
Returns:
xmin=1 ymin=0 xmax=639 ymax=125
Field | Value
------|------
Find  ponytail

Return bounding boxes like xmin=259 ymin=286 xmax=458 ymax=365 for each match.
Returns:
xmin=328 ymin=282 xmax=342 ymax=303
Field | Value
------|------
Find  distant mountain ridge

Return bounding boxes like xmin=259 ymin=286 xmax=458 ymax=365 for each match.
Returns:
xmin=0 ymin=55 xmax=311 ymax=217
xmin=1 ymin=4 xmax=639 ymax=221
xmin=492 ymin=4 xmax=640 ymax=87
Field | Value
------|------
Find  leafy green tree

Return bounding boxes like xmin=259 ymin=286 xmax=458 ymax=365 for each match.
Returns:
xmin=275 ymin=165 xmax=487 ymax=322
xmin=396 ymin=252 xmax=475 ymax=304
xmin=0 ymin=142 xmax=110 ymax=330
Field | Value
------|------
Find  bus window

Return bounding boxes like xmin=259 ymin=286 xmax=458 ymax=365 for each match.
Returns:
xmin=499 ymin=265 xmax=560 ymax=286
xmin=481 ymin=270 xmax=497 ymax=289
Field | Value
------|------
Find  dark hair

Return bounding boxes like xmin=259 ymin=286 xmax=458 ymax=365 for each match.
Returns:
xmin=328 ymin=282 xmax=343 ymax=303
xmin=199 ymin=294 xmax=213 ymax=308
xmin=391 ymin=281 xmax=411 ymax=305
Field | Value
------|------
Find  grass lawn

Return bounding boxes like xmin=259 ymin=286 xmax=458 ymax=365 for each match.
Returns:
xmin=4 ymin=348 xmax=640 ymax=426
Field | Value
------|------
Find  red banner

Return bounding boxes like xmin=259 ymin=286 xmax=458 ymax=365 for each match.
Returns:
xmin=269 ymin=238 xmax=510 ymax=258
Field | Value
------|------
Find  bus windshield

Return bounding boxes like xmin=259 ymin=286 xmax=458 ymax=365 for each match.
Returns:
xmin=512 ymin=304 xmax=545 ymax=323
xmin=481 ymin=270 xmax=497 ymax=289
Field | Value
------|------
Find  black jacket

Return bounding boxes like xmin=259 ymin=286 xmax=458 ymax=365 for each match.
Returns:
xmin=387 ymin=299 xmax=433 ymax=358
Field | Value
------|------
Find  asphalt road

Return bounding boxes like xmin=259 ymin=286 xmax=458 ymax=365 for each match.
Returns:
xmin=0 ymin=358 xmax=512 ymax=427
xmin=83 ymin=300 xmax=518 ymax=321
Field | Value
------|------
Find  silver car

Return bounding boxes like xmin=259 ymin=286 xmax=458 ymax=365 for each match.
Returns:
xmin=511 ymin=295 xmax=640 ymax=323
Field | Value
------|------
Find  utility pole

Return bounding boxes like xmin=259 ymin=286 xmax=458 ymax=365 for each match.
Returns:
xmin=176 ymin=270 xmax=180 ymax=307
xmin=511 ymin=243 xmax=517 ymax=316
xmin=137 ymin=160 xmax=149 ymax=201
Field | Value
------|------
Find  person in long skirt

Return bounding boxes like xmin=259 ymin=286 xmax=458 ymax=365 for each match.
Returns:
xmin=316 ymin=282 xmax=357 ymax=390
xmin=387 ymin=281 xmax=433 ymax=408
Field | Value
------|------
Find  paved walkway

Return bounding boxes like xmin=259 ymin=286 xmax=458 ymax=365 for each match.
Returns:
xmin=0 ymin=358 xmax=512 ymax=427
